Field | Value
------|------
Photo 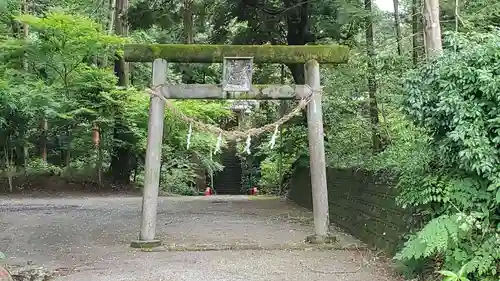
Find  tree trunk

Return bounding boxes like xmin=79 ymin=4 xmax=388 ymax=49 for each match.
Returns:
xmin=110 ymin=0 xmax=132 ymax=184
xmin=393 ymin=0 xmax=402 ymax=56
xmin=92 ymin=123 xmax=102 ymax=186
xmin=183 ymin=0 xmax=194 ymax=44
xmin=283 ymin=0 xmax=309 ymax=84
xmin=41 ymin=119 xmax=48 ymax=162
xmin=4 ymin=146 xmax=15 ymax=192
xmin=23 ymin=145 xmax=28 ymax=169
xmin=100 ymin=0 xmax=117 ymax=67
xmin=282 ymin=0 xmax=310 ymax=136
xmin=278 ymin=65 xmax=285 ymax=194
xmin=183 ymin=0 xmax=206 ymax=191
xmin=411 ymin=0 xmax=422 ymax=66
xmin=10 ymin=19 xmax=21 ymax=37
xmin=108 ymin=0 xmax=117 ymax=35
xmin=22 ymin=0 xmax=29 ymax=69
xmin=65 ymin=128 xmax=72 ymax=168
xmin=16 ymin=128 xmax=27 ymax=171
xmin=423 ymin=0 xmax=443 ymax=58
xmin=365 ymin=0 xmax=382 ymax=153
xmin=110 ymin=119 xmax=133 ymax=184
xmin=114 ymin=0 xmax=129 ymax=86
xmin=22 ymin=0 xmax=30 ymax=169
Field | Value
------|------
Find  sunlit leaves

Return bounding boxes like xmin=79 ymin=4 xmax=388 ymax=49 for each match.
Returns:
xmin=400 ymin=31 xmax=500 ymax=280
xmin=404 ymin=31 xmax=500 ymax=190
xmin=18 ymin=11 xmax=125 ymax=86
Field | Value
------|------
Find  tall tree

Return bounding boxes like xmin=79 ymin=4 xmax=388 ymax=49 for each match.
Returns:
xmin=113 ymin=0 xmax=128 ymax=86
xmin=283 ymin=0 xmax=309 ymax=84
xmin=21 ymin=0 xmax=33 ymax=166
xmin=182 ymin=0 xmax=206 ymax=191
xmin=365 ymin=0 xmax=382 ymax=152
xmin=107 ymin=0 xmax=116 ymax=35
xmin=21 ymin=0 xmax=29 ymax=69
xmin=411 ymin=0 xmax=421 ymax=66
xmin=183 ymin=0 xmax=193 ymax=44
xmin=110 ymin=0 xmax=133 ymax=184
xmin=392 ymin=0 xmax=402 ymax=55
xmin=423 ymin=0 xmax=442 ymax=57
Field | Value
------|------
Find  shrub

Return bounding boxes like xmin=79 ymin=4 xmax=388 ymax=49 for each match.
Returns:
xmin=395 ymin=31 xmax=500 ymax=281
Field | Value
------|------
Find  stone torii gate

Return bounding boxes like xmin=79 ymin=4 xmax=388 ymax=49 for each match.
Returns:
xmin=123 ymin=44 xmax=349 ymax=248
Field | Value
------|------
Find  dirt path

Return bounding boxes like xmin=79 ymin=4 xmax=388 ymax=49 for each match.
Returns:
xmin=0 ymin=195 xmax=399 ymax=281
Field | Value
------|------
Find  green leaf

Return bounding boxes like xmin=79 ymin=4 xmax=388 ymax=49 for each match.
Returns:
xmin=0 ymin=251 xmax=5 ymax=259
xmin=457 ymin=263 xmax=469 ymax=278
xmin=438 ymin=270 xmax=458 ymax=277
xmin=496 ymin=189 xmax=500 ymax=203
xmin=487 ymin=182 xmax=498 ymax=191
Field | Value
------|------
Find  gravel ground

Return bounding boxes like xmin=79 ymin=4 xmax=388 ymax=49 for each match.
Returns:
xmin=0 ymin=195 xmax=400 ymax=281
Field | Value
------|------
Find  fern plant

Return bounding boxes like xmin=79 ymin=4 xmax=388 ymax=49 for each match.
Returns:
xmin=438 ymin=264 xmax=471 ymax=281
xmin=395 ymin=31 xmax=500 ymax=281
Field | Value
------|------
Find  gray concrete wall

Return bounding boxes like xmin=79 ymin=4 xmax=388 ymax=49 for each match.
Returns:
xmin=287 ymin=167 xmax=411 ymax=253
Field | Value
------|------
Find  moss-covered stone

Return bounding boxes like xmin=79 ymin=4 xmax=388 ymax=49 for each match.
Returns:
xmin=124 ymin=44 xmax=349 ymax=64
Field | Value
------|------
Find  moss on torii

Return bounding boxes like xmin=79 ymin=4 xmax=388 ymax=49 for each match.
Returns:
xmin=123 ymin=44 xmax=349 ymax=64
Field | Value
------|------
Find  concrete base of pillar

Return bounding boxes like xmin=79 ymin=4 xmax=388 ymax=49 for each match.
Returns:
xmin=305 ymin=234 xmax=338 ymax=245
xmin=130 ymin=239 xmax=162 ymax=249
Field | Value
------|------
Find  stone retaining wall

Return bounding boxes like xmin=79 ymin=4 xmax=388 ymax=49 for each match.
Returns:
xmin=287 ymin=166 xmax=411 ymax=253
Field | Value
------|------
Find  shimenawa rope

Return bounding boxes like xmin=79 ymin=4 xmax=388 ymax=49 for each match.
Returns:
xmin=146 ymin=83 xmax=323 ymax=141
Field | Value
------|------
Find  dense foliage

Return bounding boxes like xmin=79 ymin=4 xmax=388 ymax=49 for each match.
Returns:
xmin=0 ymin=10 xmax=230 ymax=195
xmin=392 ymin=32 xmax=500 ymax=280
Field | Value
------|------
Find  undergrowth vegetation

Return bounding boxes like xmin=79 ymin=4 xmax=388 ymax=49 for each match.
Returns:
xmin=356 ymin=31 xmax=500 ymax=280
xmin=392 ymin=32 xmax=500 ymax=280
